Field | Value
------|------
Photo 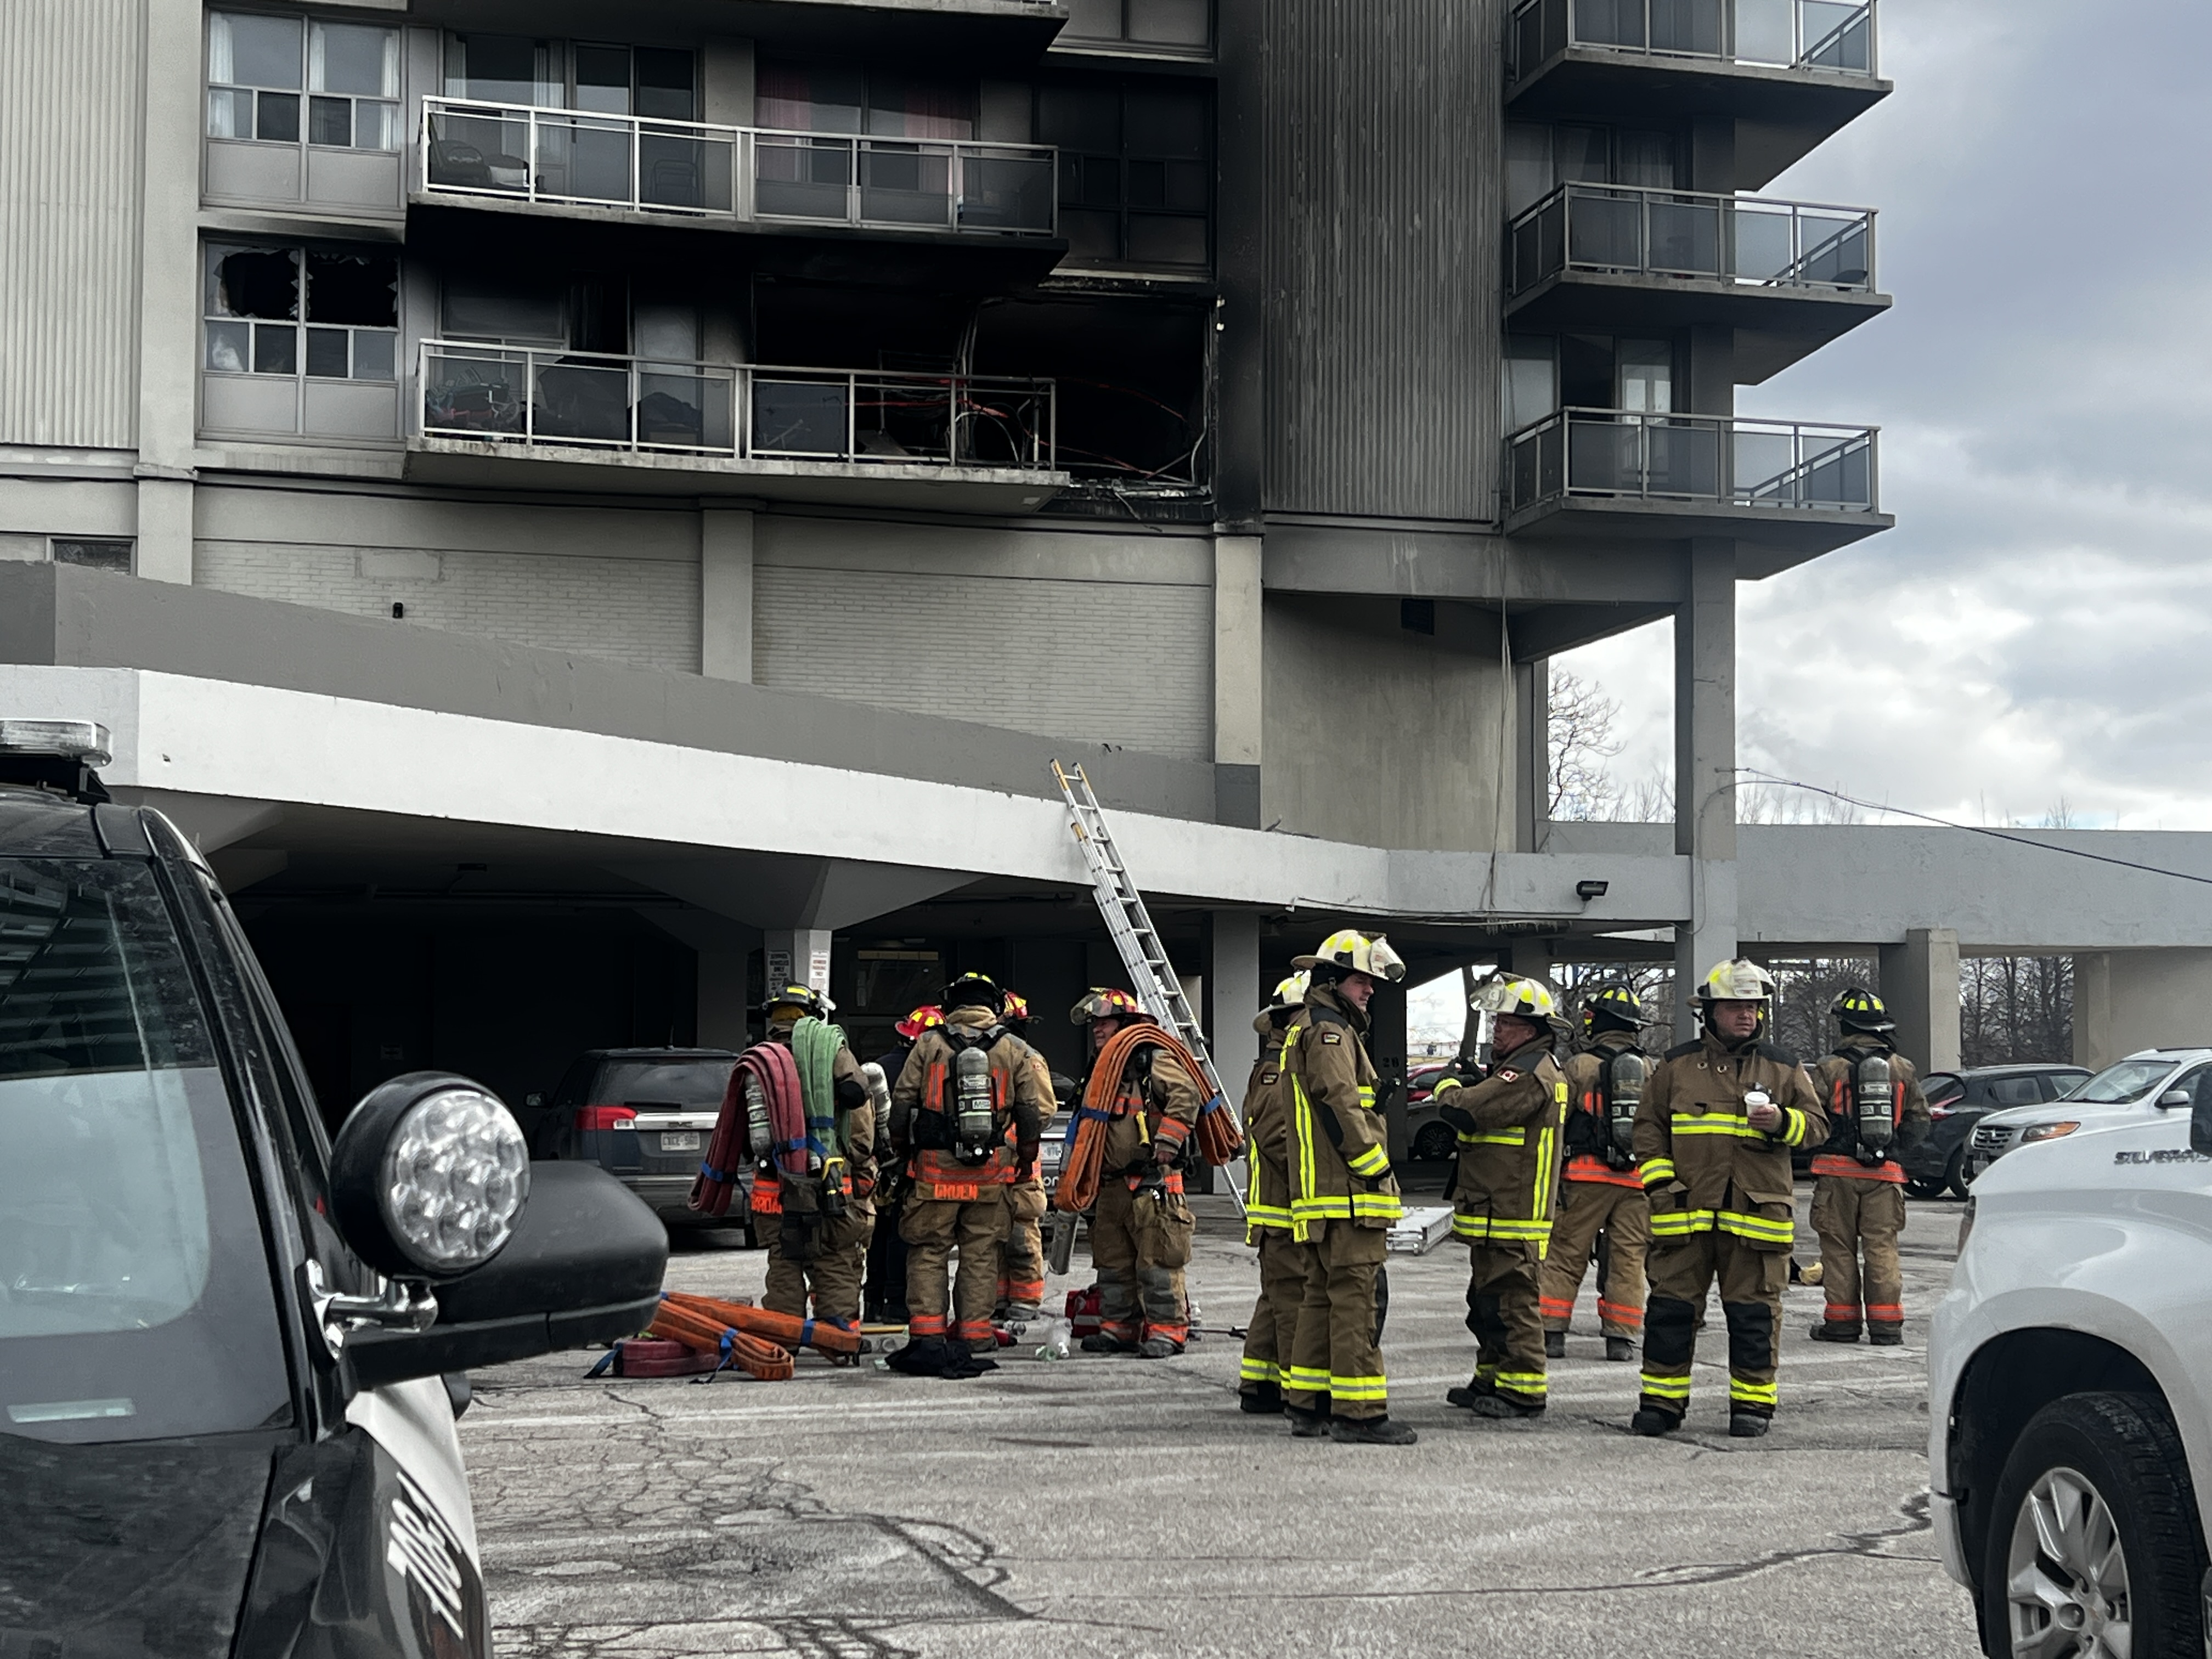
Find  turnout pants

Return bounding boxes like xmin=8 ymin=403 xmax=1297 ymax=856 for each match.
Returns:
xmin=1539 ymin=1180 xmax=1650 ymax=1336
xmin=997 ymin=1178 xmax=1048 ymax=1313
xmin=1465 ymin=1242 xmax=1548 ymax=1408
xmin=864 ymin=1189 xmax=910 ymax=1321
xmin=1810 ymin=1176 xmax=1905 ymax=1336
xmin=1640 ymin=1231 xmax=1790 ymax=1422
xmin=763 ymin=1209 xmax=874 ymax=1326
xmin=1285 ymin=1221 xmax=1389 ymax=1421
xmin=902 ymin=1188 xmax=1012 ymax=1348
xmin=1239 ymin=1228 xmax=1306 ymax=1394
xmin=1091 ymin=1177 xmax=1195 ymax=1347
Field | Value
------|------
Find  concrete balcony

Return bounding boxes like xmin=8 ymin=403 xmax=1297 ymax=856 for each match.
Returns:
xmin=407 ymin=341 xmax=1069 ymax=511
xmin=413 ymin=98 xmax=1063 ymax=274
xmin=1505 ymin=183 xmax=1888 ymax=381
xmin=1506 ymin=0 xmax=1891 ymax=188
xmin=1504 ymin=407 xmax=1890 ymax=557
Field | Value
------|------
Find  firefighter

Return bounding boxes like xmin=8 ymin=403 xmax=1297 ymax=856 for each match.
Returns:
xmin=1807 ymin=986 xmax=1931 ymax=1345
xmin=995 ymin=990 xmax=1059 ymax=1322
xmin=1237 ymin=971 xmax=1308 ymax=1414
xmin=1071 ymin=986 xmax=1203 ymax=1357
xmin=889 ymin=974 xmax=1046 ymax=1367
xmin=1431 ymin=974 xmax=1568 ymax=1419
xmin=1281 ymin=930 xmax=1417 ymax=1446
xmin=1538 ymin=983 xmax=1654 ymax=1363
xmin=1632 ymin=959 xmax=1827 ymax=1439
xmin=864 ymin=1005 xmax=940 ymax=1323
xmin=754 ymin=984 xmax=877 ymax=1346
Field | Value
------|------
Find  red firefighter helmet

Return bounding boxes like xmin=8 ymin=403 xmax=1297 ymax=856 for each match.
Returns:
xmin=894 ymin=1004 xmax=944 ymax=1041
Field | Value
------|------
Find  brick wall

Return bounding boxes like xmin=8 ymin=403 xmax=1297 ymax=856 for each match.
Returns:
xmin=755 ymin=563 xmax=1211 ymax=760
xmin=194 ymin=540 xmax=701 ymax=673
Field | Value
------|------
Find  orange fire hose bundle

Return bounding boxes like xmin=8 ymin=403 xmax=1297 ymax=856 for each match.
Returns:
xmin=646 ymin=1297 xmax=794 ymax=1381
xmin=658 ymin=1290 xmax=864 ymax=1358
xmin=1052 ymin=1022 xmax=1243 ymax=1214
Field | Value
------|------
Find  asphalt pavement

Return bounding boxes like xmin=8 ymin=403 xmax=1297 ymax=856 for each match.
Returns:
xmin=459 ymin=1177 xmax=1980 ymax=1659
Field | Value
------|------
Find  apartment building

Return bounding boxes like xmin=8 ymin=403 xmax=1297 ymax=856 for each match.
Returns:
xmin=1 ymin=0 xmax=1890 ymax=1113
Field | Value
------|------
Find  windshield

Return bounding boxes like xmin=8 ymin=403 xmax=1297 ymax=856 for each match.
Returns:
xmin=0 ymin=858 xmax=290 ymax=1444
xmin=2067 ymin=1058 xmax=2179 ymax=1105
xmin=595 ymin=1058 xmax=735 ymax=1109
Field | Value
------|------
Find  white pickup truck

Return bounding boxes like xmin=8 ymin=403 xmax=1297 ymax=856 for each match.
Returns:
xmin=1929 ymin=1084 xmax=2212 ymax=1656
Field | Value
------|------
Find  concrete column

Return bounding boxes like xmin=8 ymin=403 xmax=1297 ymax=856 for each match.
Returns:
xmin=763 ymin=928 xmax=832 ymax=1003
xmin=1515 ymin=657 xmax=1549 ymax=852
xmin=701 ymin=507 xmax=755 ymax=681
xmin=1672 ymin=538 xmax=1738 ymax=1040
xmin=699 ymin=38 xmax=755 ymax=127
xmin=2070 ymin=949 xmax=2212 ymax=1070
xmin=1877 ymin=927 xmax=1961 ymax=1073
xmin=1213 ymin=533 xmax=1263 ymax=827
xmin=136 ymin=0 xmax=205 ymax=583
xmin=1201 ymin=911 xmax=1261 ymax=1090
xmin=2073 ymin=953 xmax=2110 ymax=1070
xmin=1688 ymin=115 xmax=1737 ymax=193
xmin=697 ymin=938 xmax=753 ymax=1050
xmin=1505 ymin=937 xmax=1556 ymax=988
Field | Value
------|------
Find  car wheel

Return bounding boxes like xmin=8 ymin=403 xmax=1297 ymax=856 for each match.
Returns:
xmin=1980 ymin=1391 xmax=2208 ymax=1659
xmin=1904 ymin=1173 xmax=1947 ymax=1200
xmin=1946 ymin=1146 xmax=1972 ymax=1201
xmin=1412 ymin=1123 xmax=1455 ymax=1163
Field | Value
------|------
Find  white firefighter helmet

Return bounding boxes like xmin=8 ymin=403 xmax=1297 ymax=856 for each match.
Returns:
xmin=1468 ymin=973 xmax=1560 ymax=1021
xmin=1290 ymin=929 xmax=1408 ymax=983
xmin=1694 ymin=958 xmax=1777 ymax=1005
xmin=1272 ymin=970 xmax=1312 ymax=1007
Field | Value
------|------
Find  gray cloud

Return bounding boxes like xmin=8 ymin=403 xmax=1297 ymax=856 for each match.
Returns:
xmin=1567 ymin=0 xmax=2212 ymax=830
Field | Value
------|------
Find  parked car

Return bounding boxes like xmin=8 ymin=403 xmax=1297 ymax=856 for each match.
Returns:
xmin=1404 ymin=1062 xmax=1458 ymax=1161
xmin=1964 ymin=1047 xmax=2211 ymax=1180
xmin=533 ymin=1047 xmax=745 ymax=1234
xmin=0 ymin=718 xmax=666 ymax=1657
xmin=1899 ymin=1063 xmax=2089 ymax=1198
xmin=1929 ymin=1083 xmax=2212 ymax=1654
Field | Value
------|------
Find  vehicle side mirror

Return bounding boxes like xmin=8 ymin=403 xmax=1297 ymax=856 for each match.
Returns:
xmin=2194 ymin=1094 xmax=2212 ymax=1158
xmin=2159 ymin=1090 xmax=2193 ymax=1110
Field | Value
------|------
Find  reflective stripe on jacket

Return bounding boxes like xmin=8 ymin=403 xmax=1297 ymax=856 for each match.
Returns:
xmin=1437 ymin=1037 xmax=1566 ymax=1248
xmin=891 ymin=1006 xmax=1047 ymax=1200
xmin=1633 ymin=1030 xmax=1827 ymax=1249
xmin=1283 ymin=985 xmax=1402 ymax=1240
xmin=1243 ymin=1008 xmax=1296 ymax=1239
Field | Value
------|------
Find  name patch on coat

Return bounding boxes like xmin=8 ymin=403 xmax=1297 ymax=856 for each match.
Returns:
xmin=1320 ymin=1032 xmax=1342 ymax=1045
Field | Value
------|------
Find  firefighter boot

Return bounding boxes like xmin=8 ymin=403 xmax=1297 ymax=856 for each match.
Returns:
xmin=1240 ymin=1382 xmax=1284 ymax=1415
xmin=1605 ymin=1337 xmax=1636 ymax=1362
xmin=1468 ymin=1392 xmax=1543 ymax=1420
xmin=1287 ymin=1406 xmax=1331 ymax=1438
xmin=1809 ymin=1321 xmax=1861 ymax=1343
xmin=1544 ymin=1330 xmax=1566 ymax=1359
xmin=1136 ymin=1335 xmax=1183 ymax=1358
xmin=1081 ymin=1333 xmax=1135 ymax=1354
xmin=1729 ymin=1412 xmax=1771 ymax=1439
xmin=1330 ymin=1415 xmax=1418 ymax=1446
xmin=1869 ymin=1327 xmax=1905 ymax=1346
xmin=1445 ymin=1376 xmax=1496 ymax=1409
xmin=1630 ymin=1406 xmax=1678 ymax=1437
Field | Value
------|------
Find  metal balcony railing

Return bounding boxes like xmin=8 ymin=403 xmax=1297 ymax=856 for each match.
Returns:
xmin=1509 ymin=0 xmax=1877 ymax=78
xmin=1506 ymin=408 xmax=1877 ymax=515
xmin=419 ymin=97 xmax=1058 ymax=235
xmin=1508 ymin=182 xmax=1875 ymax=297
xmin=417 ymin=342 xmax=1058 ymax=471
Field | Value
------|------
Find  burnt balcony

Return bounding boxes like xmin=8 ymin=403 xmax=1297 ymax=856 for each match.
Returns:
xmin=407 ymin=341 xmax=1068 ymax=512
xmin=1505 ymin=407 xmax=1889 ymax=557
xmin=1507 ymin=0 xmax=1889 ymax=188
xmin=416 ymin=97 xmax=1059 ymax=250
xmin=1505 ymin=183 xmax=1887 ymax=380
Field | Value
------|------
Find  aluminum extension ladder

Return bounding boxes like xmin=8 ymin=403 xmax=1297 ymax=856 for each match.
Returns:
xmin=1052 ymin=760 xmax=1247 ymax=1215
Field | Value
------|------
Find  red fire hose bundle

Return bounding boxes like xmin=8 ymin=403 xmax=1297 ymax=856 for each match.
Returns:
xmin=1052 ymin=1023 xmax=1243 ymax=1214
xmin=658 ymin=1290 xmax=863 ymax=1359
xmin=690 ymin=1040 xmax=807 ymax=1217
xmin=646 ymin=1296 xmax=795 ymax=1381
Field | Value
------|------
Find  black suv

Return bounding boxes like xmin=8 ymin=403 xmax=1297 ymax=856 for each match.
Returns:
xmin=0 ymin=719 xmax=665 ymax=1657
xmin=533 ymin=1048 xmax=745 ymax=1234
xmin=1900 ymin=1062 xmax=2089 ymax=1198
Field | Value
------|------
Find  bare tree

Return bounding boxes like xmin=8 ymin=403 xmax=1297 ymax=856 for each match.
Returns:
xmin=1961 ymin=956 xmax=2073 ymax=1065
xmin=1548 ymin=665 xmax=1625 ymax=821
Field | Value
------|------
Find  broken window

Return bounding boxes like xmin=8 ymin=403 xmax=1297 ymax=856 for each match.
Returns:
xmin=1037 ymin=77 xmax=1209 ymax=270
xmin=205 ymin=243 xmax=398 ymax=380
xmin=208 ymin=13 xmax=399 ymax=150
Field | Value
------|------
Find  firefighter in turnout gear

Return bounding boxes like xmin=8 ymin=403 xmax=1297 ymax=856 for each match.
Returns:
xmin=1280 ymin=931 xmax=1417 ymax=1446
xmin=1539 ymin=983 xmax=1654 ymax=1363
xmin=1238 ymin=972 xmax=1309 ymax=1414
xmin=1632 ymin=959 xmax=1827 ymax=1439
xmin=1431 ymin=974 xmax=1568 ymax=1419
xmin=755 ymin=985 xmax=878 ymax=1342
xmin=889 ymin=973 xmax=1047 ymax=1366
xmin=1071 ymin=987 xmax=1204 ymax=1357
xmin=1807 ymin=986 xmax=1931 ymax=1345
xmin=995 ymin=990 xmax=1059 ymax=1322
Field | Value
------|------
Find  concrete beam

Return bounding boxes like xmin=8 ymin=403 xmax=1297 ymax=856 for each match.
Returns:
xmin=1878 ymin=927 xmax=1961 ymax=1073
xmin=1262 ymin=523 xmax=1686 ymax=606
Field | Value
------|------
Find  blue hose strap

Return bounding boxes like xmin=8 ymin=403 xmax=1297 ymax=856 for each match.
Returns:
xmin=1073 ymin=1105 xmax=1115 ymax=1125
xmin=716 ymin=1330 xmax=735 ymax=1372
xmin=585 ymin=1348 xmax=618 ymax=1379
xmin=1199 ymin=1093 xmax=1228 ymax=1116
xmin=799 ymin=1318 xmax=816 ymax=1350
xmin=698 ymin=1160 xmax=731 ymax=1183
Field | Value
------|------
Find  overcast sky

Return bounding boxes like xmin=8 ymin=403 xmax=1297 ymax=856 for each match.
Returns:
xmin=1564 ymin=0 xmax=2212 ymax=832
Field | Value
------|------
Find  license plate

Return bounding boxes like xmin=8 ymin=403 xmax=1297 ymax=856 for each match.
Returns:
xmin=659 ymin=1131 xmax=699 ymax=1153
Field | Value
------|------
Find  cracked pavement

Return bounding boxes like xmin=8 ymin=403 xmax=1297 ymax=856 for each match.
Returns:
xmin=459 ymin=1182 xmax=1978 ymax=1658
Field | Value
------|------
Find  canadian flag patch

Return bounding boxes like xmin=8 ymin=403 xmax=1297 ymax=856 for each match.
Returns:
xmin=1497 ymin=1069 xmax=1520 ymax=1082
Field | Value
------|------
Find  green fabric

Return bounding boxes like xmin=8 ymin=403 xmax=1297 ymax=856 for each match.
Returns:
xmin=792 ymin=1015 xmax=848 ymax=1160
